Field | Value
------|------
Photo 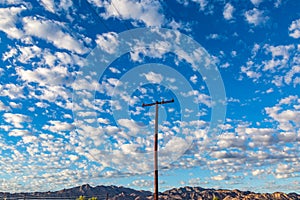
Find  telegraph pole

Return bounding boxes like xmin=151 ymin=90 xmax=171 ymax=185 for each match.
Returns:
xmin=142 ymin=99 xmax=174 ymax=200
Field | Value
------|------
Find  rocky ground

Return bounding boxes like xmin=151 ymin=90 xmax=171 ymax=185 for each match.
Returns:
xmin=1 ymin=184 xmax=299 ymax=200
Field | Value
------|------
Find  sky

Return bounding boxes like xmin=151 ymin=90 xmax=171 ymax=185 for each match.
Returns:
xmin=0 ymin=0 xmax=300 ymax=194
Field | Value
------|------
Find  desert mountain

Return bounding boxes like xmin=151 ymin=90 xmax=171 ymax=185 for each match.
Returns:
xmin=1 ymin=184 xmax=299 ymax=200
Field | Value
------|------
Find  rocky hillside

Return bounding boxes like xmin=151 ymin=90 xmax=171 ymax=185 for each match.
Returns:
xmin=160 ymin=187 xmax=300 ymax=200
xmin=0 ymin=184 xmax=299 ymax=200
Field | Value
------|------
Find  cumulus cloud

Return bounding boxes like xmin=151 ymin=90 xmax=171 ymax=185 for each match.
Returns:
xmin=289 ymin=19 xmax=300 ymax=39
xmin=244 ymin=8 xmax=268 ymax=26
xmin=250 ymin=0 xmax=263 ymax=6
xmin=181 ymin=90 xmax=211 ymax=107
xmin=29 ymin=85 xmax=70 ymax=104
xmin=211 ymin=174 xmax=229 ymax=181
xmin=101 ymin=0 xmax=165 ymax=27
xmin=8 ymin=129 xmax=30 ymax=137
xmin=95 ymin=32 xmax=119 ymax=54
xmin=284 ymin=65 xmax=300 ymax=86
xmin=190 ymin=74 xmax=197 ymax=84
xmin=142 ymin=71 xmax=163 ymax=84
xmin=130 ymin=40 xmax=171 ymax=62
xmin=217 ymin=132 xmax=246 ymax=149
xmin=22 ymin=17 xmax=88 ymax=54
xmin=0 ymin=100 xmax=11 ymax=112
xmin=43 ymin=120 xmax=74 ymax=133
xmin=131 ymin=179 xmax=152 ymax=187
xmin=265 ymin=95 xmax=300 ymax=132
xmin=16 ymin=66 xmax=73 ymax=86
xmin=223 ymin=3 xmax=234 ymax=21
xmin=0 ymin=6 xmax=25 ymax=39
xmin=39 ymin=0 xmax=73 ymax=12
xmin=117 ymin=119 xmax=141 ymax=136
xmin=0 ymin=83 xmax=25 ymax=100
xmin=241 ymin=43 xmax=299 ymax=87
xmin=39 ymin=0 xmax=55 ymax=13
xmin=3 ymin=113 xmax=31 ymax=128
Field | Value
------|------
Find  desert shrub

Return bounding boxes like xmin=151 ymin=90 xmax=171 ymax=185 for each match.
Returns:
xmin=76 ymin=196 xmax=85 ymax=200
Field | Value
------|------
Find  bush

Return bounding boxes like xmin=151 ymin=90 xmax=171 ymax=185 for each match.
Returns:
xmin=76 ymin=196 xmax=85 ymax=200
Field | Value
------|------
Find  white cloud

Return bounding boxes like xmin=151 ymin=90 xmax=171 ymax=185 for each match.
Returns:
xmin=109 ymin=67 xmax=121 ymax=74
xmin=0 ymin=83 xmax=25 ymax=100
xmin=275 ymin=164 xmax=295 ymax=178
xmin=241 ymin=64 xmax=261 ymax=80
xmin=97 ymin=118 xmax=110 ymax=124
xmin=206 ymin=33 xmax=221 ymax=40
xmin=278 ymin=132 xmax=297 ymax=142
xmin=87 ymin=0 xmax=104 ymax=7
xmin=161 ymin=136 xmax=189 ymax=156
xmin=211 ymin=174 xmax=228 ymax=181
xmin=250 ymin=0 xmax=263 ymax=6
xmin=181 ymin=90 xmax=211 ymax=107
xmin=16 ymin=66 xmax=73 ymax=86
xmin=101 ymin=0 xmax=165 ymax=27
xmin=223 ymin=3 xmax=234 ymax=20
xmin=117 ymin=119 xmax=140 ymax=136
xmin=120 ymin=143 xmax=139 ymax=154
xmin=244 ymin=8 xmax=268 ymax=26
xmin=3 ymin=113 xmax=31 ymax=128
xmin=284 ymin=65 xmax=300 ymax=85
xmin=190 ymin=74 xmax=197 ymax=84
xmin=7 ymin=45 xmax=82 ymax=69
xmin=35 ymin=102 xmax=50 ymax=108
xmin=22 ymin=17 xmax=87 ymax=54
xmin=188 ymin=177 xmax=201 ymax=186
xmin=39 ymin=0 xmax=73 ymax=14
xmin=289 ymin=19 xmax=300 ymax=39
xmin=0 ymin=100 xmax=11 ymax=112
xmin=274 ymin=0 xmax=282 ymax=8
xmin=22 ymin=135 xmax=38 ymax=144
xmin=69 ymin=154 xmax=79 ymax=161
xmin=59 ymin=0 xmax=73 ymax=10
xmin=278 ymin=95 xmax=297 ymax=105
xmin=265 ymin=95 xmax=300 ymax=132
xmin=176 ymin=0 xmax=214 ymax=14
xmin=1 ymin=0 xmax=25 ymax=4
xmin=95 ymin=32 xmax=119 ymax=54
xmin=131 ymin=179 xmax=152 ymax=187
xmin=39 ymin=0 xmax=55 ymax=13
xmin=242 ymin=43 xmax=298 ymax=87
xmin=252 ymin=169 xmax=265 ymax=176
xmin=43 ymin=120 xmax=74 ymax=133
xmin=15 ymin=45 xmax=42 ymax=64
xmin=0 ymin=6 xmax=25 ymax=39
xmin=130 ymin=40 xmax=171 ymax=62
xmin=217 ymin=132 xmax=246 ymax=149
xmin=142 ymin=71 xmax=163 ymax=84
xmin=195 ymin=0 xmax=208 ymax=11
xmin=8 ymin=129 xmax=30 ymax=137
xmin=266 ymin=88 xmax=274 ymax=93
xmin=29 ymin=85 xmax=70 ymax=104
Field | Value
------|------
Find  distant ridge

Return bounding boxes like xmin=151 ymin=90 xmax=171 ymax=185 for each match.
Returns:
xmin=1 ymin=184 xmax=299 ymax=199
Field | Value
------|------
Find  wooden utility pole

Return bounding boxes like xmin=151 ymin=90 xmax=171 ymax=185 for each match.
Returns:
xmin=142 ymin=99 xmax=174 ymax=200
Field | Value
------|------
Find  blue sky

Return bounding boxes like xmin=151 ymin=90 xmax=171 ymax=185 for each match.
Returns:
xmin=0 ymin=0 xmax=300 ymax=194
